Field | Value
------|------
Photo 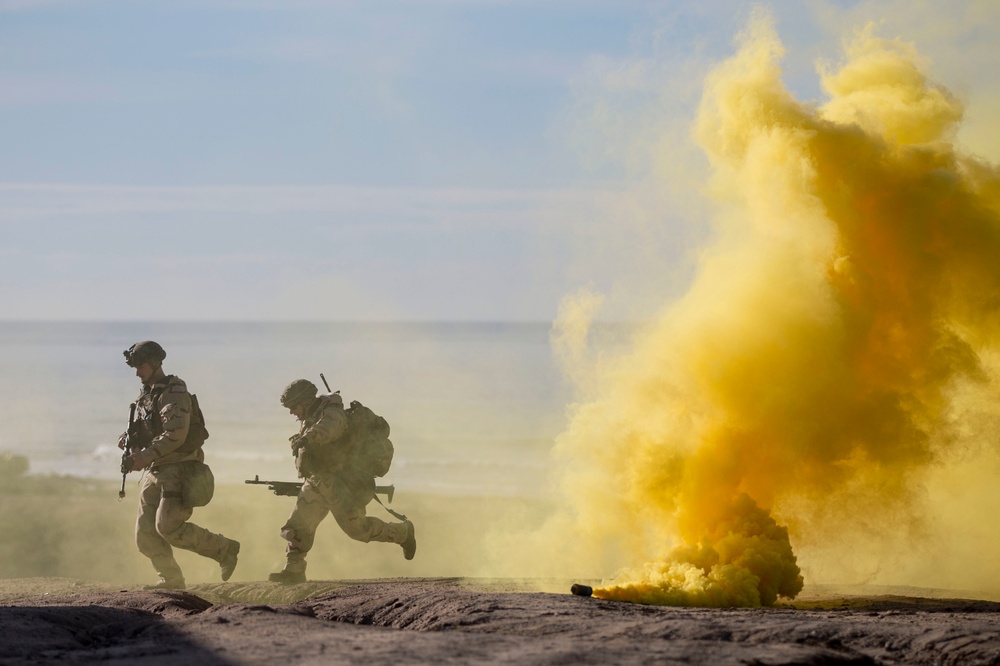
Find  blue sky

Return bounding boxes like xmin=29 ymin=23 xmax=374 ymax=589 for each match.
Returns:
xmin=1 ymin=0 xmax=998 ymax=320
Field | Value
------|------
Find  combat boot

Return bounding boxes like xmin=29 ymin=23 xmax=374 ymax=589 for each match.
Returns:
xmin=219 ymin=539 xmax=240 ymax=582
xmin=401 ymin=520 xmax=416 ymax=560
xmin=144 ymin=577 xmax=186 ymax=590
xmin=268 ymin=570 xmax=306 ymax=584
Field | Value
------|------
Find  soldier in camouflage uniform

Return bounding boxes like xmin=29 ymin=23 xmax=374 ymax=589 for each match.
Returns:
xmin=119 ymin=340 xmax=240 ymax=590
xmin=269 ymin=379 xmax=416 ymax=584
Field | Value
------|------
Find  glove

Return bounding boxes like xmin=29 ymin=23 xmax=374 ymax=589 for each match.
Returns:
xmin=125 ymin=448 xmax=156 ymax=472
xmin=289 ymin=434 xmax=308 ymax=455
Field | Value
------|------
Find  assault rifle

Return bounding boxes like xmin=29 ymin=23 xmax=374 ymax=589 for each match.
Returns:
xmin=118 ymin=403 xmax=138 ymax=500
xmin=245 ymin=475 xmax=395 ymax=502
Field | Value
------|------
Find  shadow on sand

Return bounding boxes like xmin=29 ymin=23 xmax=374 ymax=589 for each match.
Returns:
xmin=0 ymin=590 xmax=235 ymax=666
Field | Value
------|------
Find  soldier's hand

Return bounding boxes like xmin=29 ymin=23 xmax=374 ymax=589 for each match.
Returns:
xmin=117 ymin=433 xmax=128 ymax=450
xmin=125 ymin=449 xmax=154 ymax=471
xmin=290 ymin=434 xmax=308 ymax=454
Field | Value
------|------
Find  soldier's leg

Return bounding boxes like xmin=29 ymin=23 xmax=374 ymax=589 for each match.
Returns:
xmin=135 ymin=473 xmax=184 ymax=587
xmin=153 ymin=466 xmax=234 ymax=564
xmin=277 ymin=481 xmax=330 ymax=575
xmin=324 ymin=482 xmax=415 ymax=558
xmin=332 ymin=505 xmax=409 ymax=544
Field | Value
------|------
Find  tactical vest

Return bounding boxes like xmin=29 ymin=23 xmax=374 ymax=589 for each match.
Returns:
xmin=140 ymin=375 xmax=210 ymax=454
xmin=295 ymin=393 xmax=346 ymax=478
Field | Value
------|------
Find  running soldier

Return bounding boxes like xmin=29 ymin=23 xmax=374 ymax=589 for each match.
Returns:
xmin=119 ymin=340 xmax=240 ymax=590
xmin=269 ymin=379 xmax=415 ymax=584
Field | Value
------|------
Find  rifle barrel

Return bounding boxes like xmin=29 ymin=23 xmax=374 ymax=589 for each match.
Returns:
xmin=247 ymin=476 xmax=395 ymax=503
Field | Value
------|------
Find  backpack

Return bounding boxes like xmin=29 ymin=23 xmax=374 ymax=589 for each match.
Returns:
xmin=343 ymin=399 xmax=394 ymax=478
xmin=184 ymin=393 xmax=210 ymax=451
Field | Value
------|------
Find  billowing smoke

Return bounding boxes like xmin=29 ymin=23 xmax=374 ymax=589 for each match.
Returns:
xmin=548 ymin=12 xmax=1000 ymax=606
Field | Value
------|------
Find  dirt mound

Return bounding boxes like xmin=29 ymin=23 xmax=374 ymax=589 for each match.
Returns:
xmin=2 ymin=578 xmax=1000 ymax=665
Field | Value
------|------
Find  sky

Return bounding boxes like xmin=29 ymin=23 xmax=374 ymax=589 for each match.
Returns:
xmin=2 ymin=0 xmax=998 ymax=321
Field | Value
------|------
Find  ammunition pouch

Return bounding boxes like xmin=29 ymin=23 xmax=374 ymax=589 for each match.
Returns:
xmin=294 ymin=445 xmax=317 ymax=478
xmin=295 ymin=439 xmax=343 ymax=479
xmin=130 ymin=422 xmax=154 ymax=451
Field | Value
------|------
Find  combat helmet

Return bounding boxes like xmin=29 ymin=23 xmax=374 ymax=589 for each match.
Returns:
xmin=281 ymin=379 xmax=318 ymax=409
xmin=123 ymin=340 xmax=166 ymax=367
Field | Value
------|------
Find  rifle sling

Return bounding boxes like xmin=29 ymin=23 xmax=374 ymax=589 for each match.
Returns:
xmin=373 ymin=493 xmax=407 ymax=521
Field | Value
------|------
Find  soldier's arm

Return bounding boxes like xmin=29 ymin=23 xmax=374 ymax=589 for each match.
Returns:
xmin=301 ymin=407 xmax=349 ymax=447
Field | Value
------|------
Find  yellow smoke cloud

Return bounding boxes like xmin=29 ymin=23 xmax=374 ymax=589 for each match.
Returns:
xmin=549 ymin=11 xmax=1000 ymax=606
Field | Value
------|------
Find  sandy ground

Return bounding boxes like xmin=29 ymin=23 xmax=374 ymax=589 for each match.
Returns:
xmin=1 ymin=578 xmax=999 ymax=665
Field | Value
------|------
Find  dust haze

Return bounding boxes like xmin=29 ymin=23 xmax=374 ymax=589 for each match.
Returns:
xmin=0 ymin=322 xmax=561 ymax=586
xmin=0 ymin=451 xmax=536 ymax=585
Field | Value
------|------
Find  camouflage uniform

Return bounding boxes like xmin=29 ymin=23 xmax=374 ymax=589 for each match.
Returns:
xmin=276 ymin=391 xmax=411 ymax=579
xmin=126 ymin=362 xmax=239 ymax=589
